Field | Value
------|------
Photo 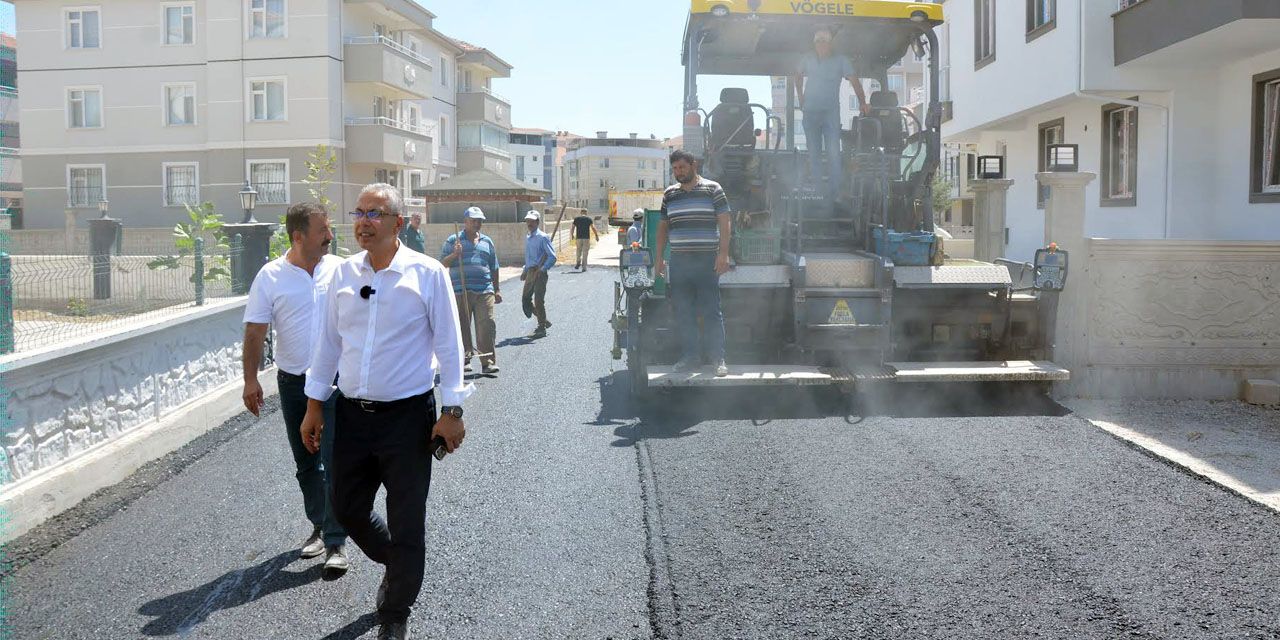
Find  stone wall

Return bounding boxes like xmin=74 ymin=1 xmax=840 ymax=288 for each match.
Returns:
xmin=1062 ymin=239 xmax=1280 ymax=399
xmin=0 ymin=299 xmax=246 ymax=482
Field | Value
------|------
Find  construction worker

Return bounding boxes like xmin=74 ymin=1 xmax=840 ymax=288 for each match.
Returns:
xmin=398 ymin=212 xmax=426 ymax=253
xmin=522 ymin=210 xmax=556 ymax=337
xmin=627 ymin=209 xmax=645 ymax=246
xmin=793 ymin=27 xmax=868 ymax=194
xmin=441 ymin=207 xmax=501 ymax=375
xmin=572 ymin=210 xmax=599 ymax=271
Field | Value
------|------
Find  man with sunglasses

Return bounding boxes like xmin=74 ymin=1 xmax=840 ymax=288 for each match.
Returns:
xmin=300 ymin=183 xmax=471 ymax=640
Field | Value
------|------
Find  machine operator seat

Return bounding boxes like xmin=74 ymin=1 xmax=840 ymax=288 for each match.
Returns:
xmin=709 ymin=88 xmax=756 ymax=152
xmin=869 ymin=90 xmax=905 ymax=154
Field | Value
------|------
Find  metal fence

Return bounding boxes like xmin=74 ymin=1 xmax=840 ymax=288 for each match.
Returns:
xmin=0 ymin=236 xmax=242 ymax=354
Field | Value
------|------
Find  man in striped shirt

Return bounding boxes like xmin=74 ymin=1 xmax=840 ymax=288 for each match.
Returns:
xmin=440 ymin=207 xmax=501 ymax=374
xmin=654 ymin=149 xmax=732 ymax=377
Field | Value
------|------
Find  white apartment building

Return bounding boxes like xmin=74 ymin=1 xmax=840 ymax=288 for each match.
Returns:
xmin=563 ymin=133 xmax=668 ymax=216
xmin=940 ymin=0 xmax=1280 ymax=261
xmin=453 ymin=39 xmax=512 ymax=175
xmin=16 ymin=0 xmax=459 ymax=229
xmin=508 ymin=127 xmax=557 ymax=202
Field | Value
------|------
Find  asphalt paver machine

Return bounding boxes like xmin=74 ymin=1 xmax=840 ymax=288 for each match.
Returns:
xmin=611 ymin=0 xmax=1071 ymax=399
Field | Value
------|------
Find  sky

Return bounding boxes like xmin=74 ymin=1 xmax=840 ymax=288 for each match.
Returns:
xmin=0 ymin=1 xmax=770 ymax=139
xmin=429 ymin=0 xmax=771 ymax=139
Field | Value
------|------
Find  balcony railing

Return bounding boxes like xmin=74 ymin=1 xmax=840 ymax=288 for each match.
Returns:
xmin=345 ymin=116 xmax=435 ymax=138
xmin=343 ymin=35 xmax=434 ymax=69
xmin=403 ymin=196 xmax=426 ymax=207
xmin=1117 ymin=0 xmax=1146 ymax=9
xmin=458 ymin=144 xmax=511 ymax=158
xmin=457 ymin=86 xmax=510 ymax=105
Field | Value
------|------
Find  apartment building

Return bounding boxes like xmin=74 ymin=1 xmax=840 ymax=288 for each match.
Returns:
xmin=563 ymin=132 xmax=667 ymax=215
xmin=940 ymin=0 xmax=1280 ymax=261
xmin=16 ymin=0 xmax=457 ymax=229
xmin=0 ymin=33 xmax=19 ymax=227
xmin=453 ymin=39 xmax=512 ymax=176
xmin=508 ymin=127 xmax=557 ymax=202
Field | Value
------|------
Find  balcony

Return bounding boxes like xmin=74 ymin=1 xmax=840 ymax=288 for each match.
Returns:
xmin=344 ymin=117 xmax=433 ymax=169
xmin=344 ymin=36 xmax=434 ymax=100
xmin=1114 ymin=0 xmax=1280 ymax=66
xmin=457 ymin=88 xmax=511 ymax=129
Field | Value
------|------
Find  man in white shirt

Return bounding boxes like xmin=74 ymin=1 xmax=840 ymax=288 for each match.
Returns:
xmin=300 ymin=183 xmax=470 ymax=640
xmin=242 ymin=202 xmax=349 ymax=573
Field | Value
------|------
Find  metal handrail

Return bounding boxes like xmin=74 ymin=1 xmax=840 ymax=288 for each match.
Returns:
xmin=457 ymin=86 xmax=510 ymax=105
xmin=345 ymin=116 xmax=435 ymax=138
xmin=344 ymin=35 xmax=434 ymax=69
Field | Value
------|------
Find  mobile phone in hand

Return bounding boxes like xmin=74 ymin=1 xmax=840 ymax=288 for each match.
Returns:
xmin=431 ymin=436 xmax=447 ymax=461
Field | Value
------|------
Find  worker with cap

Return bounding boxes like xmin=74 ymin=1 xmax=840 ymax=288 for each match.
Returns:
xmin=397 ymin=212 xmax=426 ymax=253
xmin=626 ymin=209 xmax=645 ymax=246
xmin=521 ymin=210 xmax=556 ymax=337
xmin=793 ymin=27 xmax=867 ymax=195
xmin=441 ymin=207 xmax=502 ymax=374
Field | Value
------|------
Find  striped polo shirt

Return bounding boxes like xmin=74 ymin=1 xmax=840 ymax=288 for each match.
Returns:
xmin=440 ymin=232 xmax=498 ymax=294
xmin=660 ymin=178 xmax=731 ymax=253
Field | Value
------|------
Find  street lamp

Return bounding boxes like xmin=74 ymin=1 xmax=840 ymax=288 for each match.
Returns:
xmin=1046 ymin=144 xmax=1079 ymax=173
xmin=238 ymin=181 xmax=258 ymax=223
xmin=97 ymin=198 xmax=109 ymax=219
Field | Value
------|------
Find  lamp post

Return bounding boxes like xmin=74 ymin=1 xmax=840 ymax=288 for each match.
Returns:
xmin=97 ymin=198 xmax=109 ymax=219
xmin=89 ymin=198 xmax=121 ymax=299
xmin=238 ymin=181 xmax=258 ymax=224
xmin=1046 ymin=144 xmax=1079 ymax=173
xmin=976 ymin=155 xmax=1005 ymax=180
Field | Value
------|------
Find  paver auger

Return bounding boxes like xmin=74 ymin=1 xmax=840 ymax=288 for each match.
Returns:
xmin=611 ymin=0 xmax=1070 ymax=400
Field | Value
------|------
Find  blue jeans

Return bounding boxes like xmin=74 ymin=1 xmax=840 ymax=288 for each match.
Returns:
xmin=802 ymin=107 xmax=843 ymax=193
xmin=277 ymin=370 xmax=346 ymax=546
xmin=669 ymin=251 xmax=725 ymax=363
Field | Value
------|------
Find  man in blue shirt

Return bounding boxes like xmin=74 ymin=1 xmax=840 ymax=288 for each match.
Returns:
xmin=627 ymin=209 xmax=645 ymax=246
xmin=522 ymin=210 xmax=556 ymax=337
xmin=793 ymin=28 xmax=867 ymax=194
xmin=441 ymin=206 xmax=501 ymax=374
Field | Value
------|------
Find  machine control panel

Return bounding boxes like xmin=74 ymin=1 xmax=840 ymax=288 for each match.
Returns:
xmin=1033 ymin=244 xmax=1068 ymax=291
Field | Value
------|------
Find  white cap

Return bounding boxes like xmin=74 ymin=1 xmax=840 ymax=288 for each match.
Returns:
xmin=464 ymin=206 xmax=486 ymax=220
xmin=524 ymin=210 xmax=541 ymax=221
xmin=633 ymin=208 xmax=645 ymax=219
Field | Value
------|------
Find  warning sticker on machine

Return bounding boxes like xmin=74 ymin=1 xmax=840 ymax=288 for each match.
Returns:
xmin=829 ymin=299 xmax=856 ymax=324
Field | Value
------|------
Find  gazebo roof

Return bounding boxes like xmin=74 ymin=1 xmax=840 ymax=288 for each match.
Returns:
xmin=412 ymin=168 xmax=549 ymax=201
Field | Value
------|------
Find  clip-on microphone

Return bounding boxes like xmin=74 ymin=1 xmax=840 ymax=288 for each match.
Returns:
xmin=359 ymin=285 xmax=376 ymax=299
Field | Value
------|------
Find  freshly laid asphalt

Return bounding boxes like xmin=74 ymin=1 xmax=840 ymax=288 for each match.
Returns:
xmin=6 ymin=267 xmax=1280 ymax=639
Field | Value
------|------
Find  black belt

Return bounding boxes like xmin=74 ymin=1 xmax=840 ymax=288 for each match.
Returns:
xmin=340 ymin=390 xmax=434 ymax=413
xmin=277 ymin=369 xmax=306 ymax=380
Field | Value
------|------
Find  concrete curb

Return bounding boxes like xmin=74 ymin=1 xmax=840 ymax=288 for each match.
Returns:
xmin=1084 ymin=417 xmax=1280 ymax=515
xmin=0 ymin=369 xmax=278 ymax=543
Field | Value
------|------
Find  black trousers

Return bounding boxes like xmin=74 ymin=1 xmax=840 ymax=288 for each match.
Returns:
xmin=331 ymin=391 xmax=435 ymax=624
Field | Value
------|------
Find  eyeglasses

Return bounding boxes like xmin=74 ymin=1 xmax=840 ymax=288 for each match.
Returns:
xmin=348 ymin=210 xmax=399 ymax=221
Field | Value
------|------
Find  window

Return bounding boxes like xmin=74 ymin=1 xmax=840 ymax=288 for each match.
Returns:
xmin=248 ymin=160 xmax=288 ymax=204
xmin=163 ymin=4 xmax=194 ymax=45
xmin=1101 ymin=102 xmax=1138 ymax=206
xmin=248 ymin=0 xmax=285 ymax=39
xmin=638 ymin=159 xmax=646 ymax=170
xmin=1251 ymin=69 xmax=1280 ymax=202
xmin=67 ymin=87 xmax=103 ymax=128
xmin=67 ymin=165 xmax=105 ymax=207
xmin=516 ymin=156 xmax=526 ymax=180
xmin=533 ymin=178 xmax=538 ymax=185
xmin=439 ymin=116 xmax=448 ymax=147
xmin=1026 ymin=0 xmax=1055 ymax=40
xmin=249 ymin=79 xmax=286 ymax=121
xmin=599 ymin=178 xmax=606 ymax=188
xmin=598 ymin=198 xmax=607 ymax=209
xmin=65 ymin=8 xmax=101 ymax=49
xmin=164 ymin=84 xmax=195 ymax=126
xmin=599 ymin=158 xmax=610 ymax=169
xmin=163 ymin=163 xmax=199 ymax=207
xmin=1037 ymin=118 xmax=1064 ymax=208
xmin=638 ymin=179 xmax=645 ymax=189
xmin=439 ymin=57 xmax=448 ymax=86
xmin=974 ymin=0 xmax=995 ymax=68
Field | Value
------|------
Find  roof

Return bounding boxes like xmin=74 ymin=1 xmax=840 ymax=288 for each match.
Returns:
xmin=449 ymin=37 xmax=514 ymax=74
xmin=511 ymin=127 xmax=555 ymax=135
xmin=412 ymin=168 xmax=549 ymax=200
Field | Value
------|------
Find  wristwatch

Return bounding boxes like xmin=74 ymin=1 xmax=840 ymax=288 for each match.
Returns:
xmin=441 ymin=405 xmax=464 ymax=419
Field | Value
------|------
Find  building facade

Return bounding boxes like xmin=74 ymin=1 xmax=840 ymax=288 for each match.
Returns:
xmin=940 ymin=0 xmax=1280 ymax=261
xmin=508 ymin=127 xmax=557 ymax=202
xmin=562 ymin=133 xmax=668 ymax=215
xmin=1 ymin=33 xmax=20 ymax=227
xmin=453 ymin=40 xmax=512 ymax=176
xmin=15 ymin=0 xmax=508 ymax=230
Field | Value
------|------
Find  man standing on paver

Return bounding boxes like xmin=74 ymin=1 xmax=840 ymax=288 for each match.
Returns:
xmin=398 ymin=212 xmax=426 ymax=253
xmin=441 ymin=206 xmax=501 ymax=374
xmin=242 ymin=202 xmax=350 ymax=574
xmin=522 ymin=210 xmax=556 ymax=337
xmin=653 ymin=150 xmax=732 ymax=377
xmin=300 ymin=183 xmax=469 ymax=640
xmin=793 ymin=28 xmax=867 ymax=194
xmin=572 ymin=210 xmax=599 ymax=271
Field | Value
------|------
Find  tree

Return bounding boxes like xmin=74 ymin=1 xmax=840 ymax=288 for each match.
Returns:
xmin=931 ymin=173 xmax=955 ymax=222
xmin=270 ymin=144 xmax=347 ymax=258
xmin=146 ymin=202 xmax=232 ymax=283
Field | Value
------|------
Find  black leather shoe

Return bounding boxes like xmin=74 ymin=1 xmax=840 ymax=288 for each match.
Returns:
xmin=376 ymin=573 xmax=389 ymax=610
xmin=377 ymin=621 xmax=408 ymax=640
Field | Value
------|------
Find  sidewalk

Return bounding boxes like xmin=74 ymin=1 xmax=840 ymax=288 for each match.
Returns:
xmin=1065 ymin=399 xmax=1280 ymax=513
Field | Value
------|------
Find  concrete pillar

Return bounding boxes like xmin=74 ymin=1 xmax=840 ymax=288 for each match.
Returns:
xmin=88 ymin=217 xmax=122 ymax=300
xmin=968 ymin=178 xmax=1013 ymax=263
xmin=222 ymin=222 xmax=276 ymax=295
xmin=1035 ymin=171 xmax=1096 ymax=395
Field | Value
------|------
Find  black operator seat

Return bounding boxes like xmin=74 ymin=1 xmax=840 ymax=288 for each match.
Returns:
xmin=869 ymin=90 xmax=905 ymax=153
xmin=709 ymin=87 xmax=756 ymax=151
